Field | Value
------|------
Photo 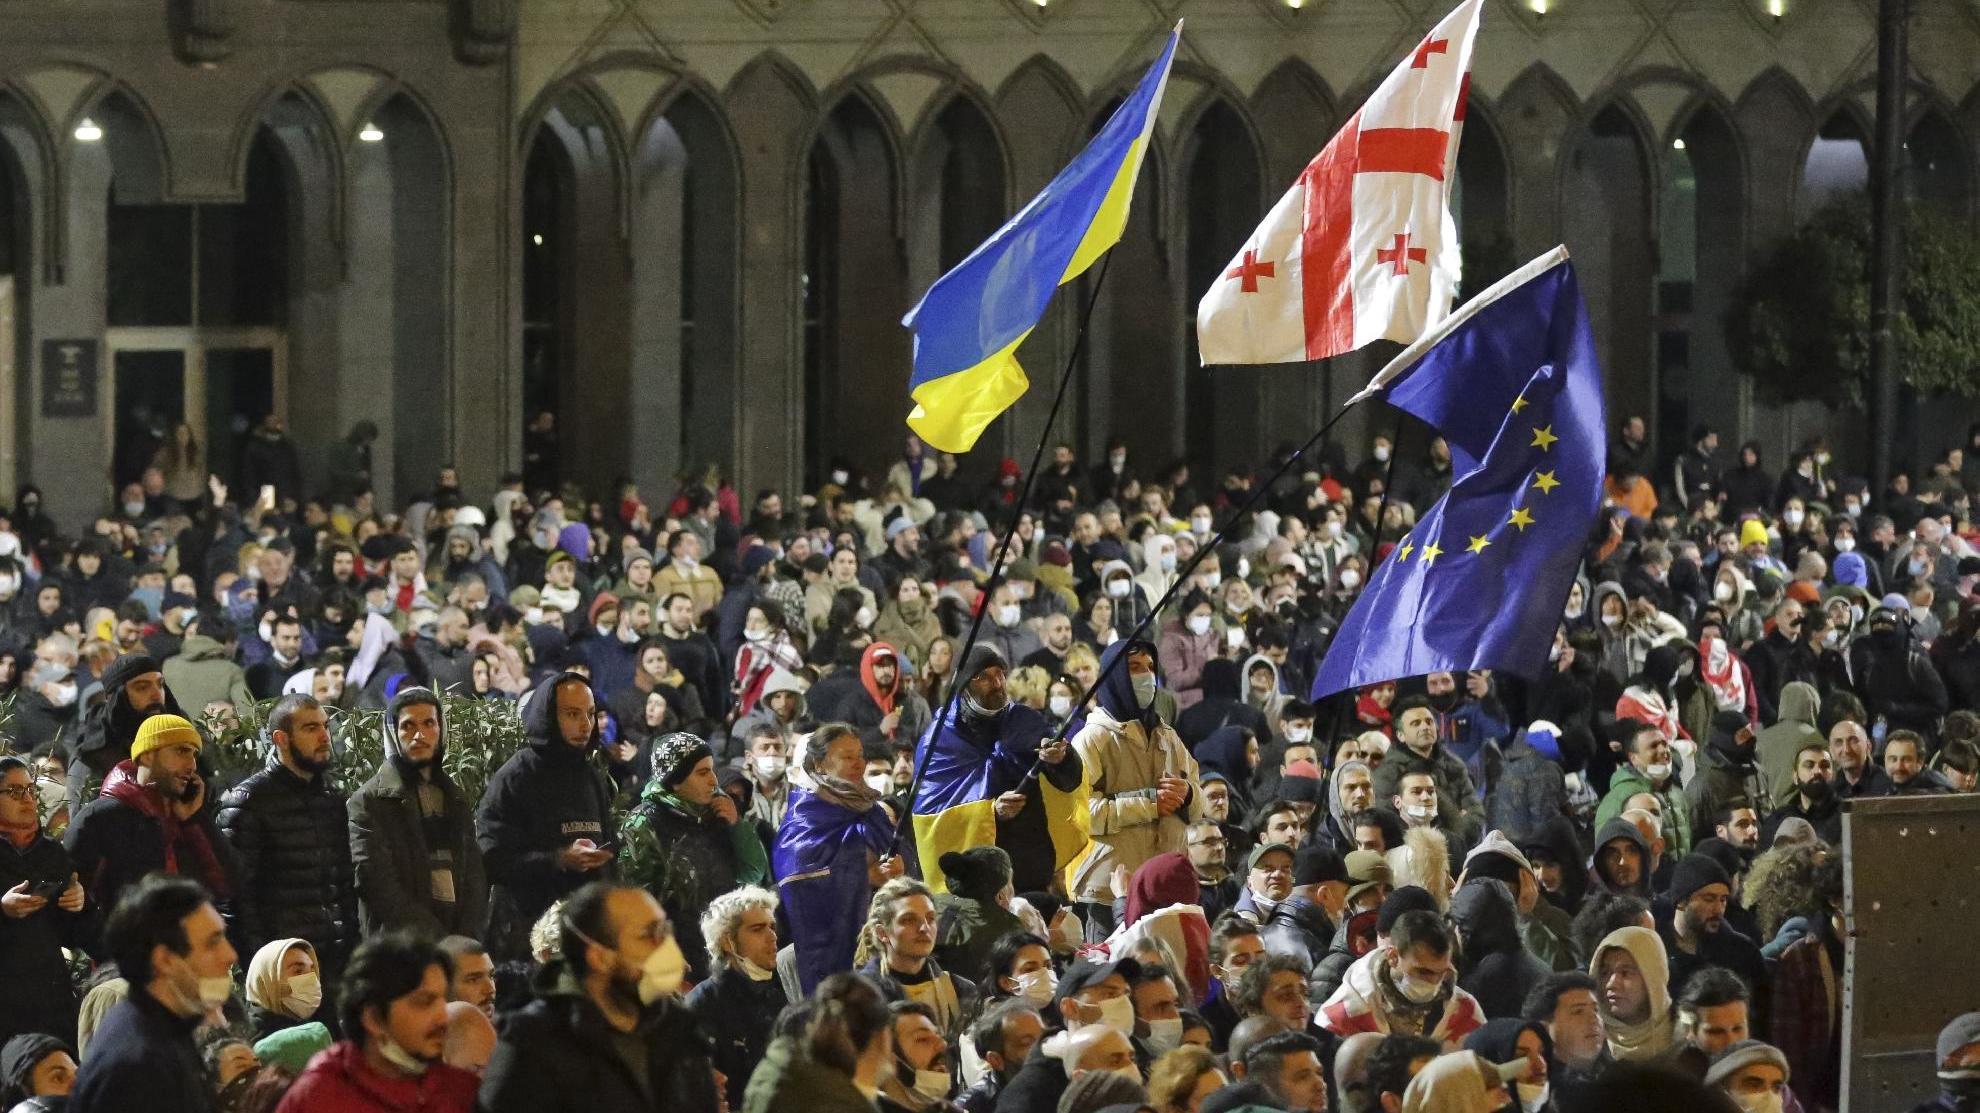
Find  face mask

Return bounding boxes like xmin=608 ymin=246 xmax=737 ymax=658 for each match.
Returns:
xmin=1200 ymin=572 xmax=1222 ymax=591
xmin=379 ymin=1036 xmax=431 ymax=1077
xmin=1836 ymin=536 xmax=1856 ymax=552
xmin=1373 ymin=446 xmax=1391 ymax=463
xmin=1516 ymin=1081 xmax=1551 ymax=1112
xmin=1548 ymin=643 xmax=1562 ymax=663
xmin=1646 ymin=762 xmax=1673 ymax=781
xmin=855 ymin=606 xmax=875 ymax=629
xmin=123 ymin=500 xmax=147 ymax=518
xmin=992 ymin=604 xmax=1021 ymax=628
xmin=1084 ymin=994 xmax=1135 ymax=1036
xmin=1823 ymin=629 xmax=1841 ymax=649
xmin=1601 ymin=613 xmax=1621 ymax=629
xmin=1143 ymin=1017 xmax=1184 ymax=1055
xmin=1714 ymin=582 xmax=1735 ymax=602
xmin=46 ymin=681 xmax=78 ymax=708
xmin=1339 ymin=569 xmax=1362 ymax=590
xmin=1784 ymin=509 xmax=1805 ymax=528
xmin=1913 ymin=605 xmax=1933 ymax=625
xmin=1910 ymin=560 xmax=1930 ymax=577
xmin=754 ymin=755 xmax=787 ymax=782
xmin=913 ymin=1068 xmax=953 ymax=1101
xmin=636 ymin=934 xmax=687 ymax=1003
xmin=284 ymin=972 xmax=323 ymax=1016
xmin=1191 ymin=516 xmax=1212 ymax=535
xmin=745 ymin=626 xmax=770 ymax=643
xmin=1106 ymin=578 xmax=1131 ymax=599
xmin=1109 ymin=453 xmax=1127 ymax=469
xmin=831 ymin=470 xmax=849 ymax=486
xmin=1734 ymin=1092 xmax=1784 ymax=1113
xmin=866 ymin=773 xmax=896 ymax=795
xmin=1130 ymin=674 xmax=1157 ymax=710
xmin=1159 ymin=552 xmax=1177 ymax=572
xmin=1396 ymin=969 xmax=1444 ymax=1005
xmin=1565 ymin=600 xmax=1585 ymax=620
xmin=1014 ymin=968 xmax=1057 ymax=1006
xmin=1286 ymin=726 xmax=1312 ymax=744
xmin=1049 ymin=695 xmax=1075 ymax=719
xmin=1187 ymin=615 xmax=1213 ymax=637
xmin=1406 ymin=801 xmax=1437 ymax=823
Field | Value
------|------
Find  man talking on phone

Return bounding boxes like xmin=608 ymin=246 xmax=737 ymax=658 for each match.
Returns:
xmin=65 ymin=714 xmax=240 ymax=923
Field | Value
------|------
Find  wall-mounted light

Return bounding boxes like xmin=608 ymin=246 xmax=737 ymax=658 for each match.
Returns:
xmin=74 ymin=118 xmax=103 ymax=143
xmin=1286 ymin=0 xmax=1304 ymax=9
xmin=1766 ymin=0 xmax=1784 ymax=18
xmin=1530 ymin=0 xmax=1547 ymax=15
xmin=359 ymin=123 xmax=385 ymax=143
xmin=1672 ymin=138 xmax=1687 ymax=151
xmin=1031 ymin=0 xmax=1047 ymax=7
xmin=531 ymin=234 xmax=544 ymax=246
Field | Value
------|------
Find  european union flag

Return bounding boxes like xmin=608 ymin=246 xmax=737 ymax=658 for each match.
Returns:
xmin=1313 ymin=247 xmax=1605 ymax=698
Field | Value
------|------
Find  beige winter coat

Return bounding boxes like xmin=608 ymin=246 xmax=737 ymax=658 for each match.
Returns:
xmin=1070 ymin=706 xmax=1206 ymax=902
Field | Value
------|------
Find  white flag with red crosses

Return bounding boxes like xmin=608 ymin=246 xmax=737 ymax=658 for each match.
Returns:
xmin=1197 ymin=0 xmax=1481 ymax=367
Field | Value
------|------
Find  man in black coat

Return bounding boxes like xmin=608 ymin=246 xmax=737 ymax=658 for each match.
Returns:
xmin=347 ymin=688 xmax=488 ymax=940
xmin=475 ymin=672 xmax=617 ymax=959
xmin=65 ymin=652 xmax=181 ymax=810
xmin=64 ymin=715 xmax=239 ymax=921
xmin=68 ymin=875 xmax=239 ymax=1113
xmin=216 ymin=693 xmax=358 ymax=986
xmin=0 ymin=756 xmax=97 ymax=1045
xmin=684 ymin=885 xmax=791 ymax=1112
xmin=479 ymin=881 xmax=719 ymax=1113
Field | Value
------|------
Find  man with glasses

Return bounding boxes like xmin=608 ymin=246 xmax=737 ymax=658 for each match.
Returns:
xmin=1186 ymin=820 xmax=1238 ymax=922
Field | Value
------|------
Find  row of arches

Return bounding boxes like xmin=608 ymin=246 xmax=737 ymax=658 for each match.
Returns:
xmin=2 ymin=56 xmax=1977 ymax=506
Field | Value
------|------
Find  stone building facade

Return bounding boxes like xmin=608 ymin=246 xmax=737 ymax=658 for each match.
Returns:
xmin=0 ymin=0 xmax=1976 ymax=523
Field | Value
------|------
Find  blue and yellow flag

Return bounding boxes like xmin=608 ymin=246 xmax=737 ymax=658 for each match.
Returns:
xmin=1313 ymin=247 xmax=1607 ymax=697
xmin=911 ymin=702 xmax=1090 ymax=895
xmin=903 ymin=24 xmax=1181 ymax=453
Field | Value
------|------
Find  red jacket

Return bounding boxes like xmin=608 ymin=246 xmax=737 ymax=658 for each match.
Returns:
xmin=275 ymin=1042 xmax=478 ymax=1113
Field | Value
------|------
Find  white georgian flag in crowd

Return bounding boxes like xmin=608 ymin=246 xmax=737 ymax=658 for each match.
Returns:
xmin=1196 ymin=0 xmax=1481 ymax=366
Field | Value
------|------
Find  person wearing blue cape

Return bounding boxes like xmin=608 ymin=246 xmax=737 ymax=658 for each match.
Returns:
xmin=773 ymin=722 xmax=901 ymax=995
xmin=910 ymin=644 xmax=1087 ymax=896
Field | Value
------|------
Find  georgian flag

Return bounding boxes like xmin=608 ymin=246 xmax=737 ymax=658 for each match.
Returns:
xmin=1196 ymin=0 xmax=1481 ymax=366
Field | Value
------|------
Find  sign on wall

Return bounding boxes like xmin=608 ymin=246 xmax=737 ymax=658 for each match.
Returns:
xmin=41 ymin=338 xmax=97 ymax=418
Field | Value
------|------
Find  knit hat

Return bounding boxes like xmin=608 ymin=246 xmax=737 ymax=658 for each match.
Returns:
xmin=130 ymin=714 xmax=203 ymax=762
xmin=651 ymin=732 xmax=713 ymax=788
xmin=1006 ymin=558 xmax=1038 ymax=582
xmin=1936 ymin=1011 xmax=1980 ymax=1067
xmin=1693 ymin=837 xmax=1749 ymax=879
xmin=1703 ymin=1040 xmax=1791 ymax=1088
xmin=1 ymin=1033 xmax=70 ymax=1099
xmin=1278 ymin=774 xmax=1323 ymax=804
xmin=1040 ymin=542 xmax=1073 ymax=568
xmin=1669 ymin=854 xmax=1732 ymax=904
xmin=1739 ymin=519 xmax=1770 ymax=548
xmin=253 ymin=1021 xmax=333 ymax=1074
xmin=1771 ymin=817 xmax=1818 ymax=848
xmin=1376 ymin=885 xmax=1440 ymax=936
xmin=741 ymin=545 xmax=778 ymax=576
xmin=1293 ymin=845 xmax=1348 ymax=886
xmin=588 ymin=592 xmax=621 ymax=627
xmin=938 ymin=846 xmax=1013 ymax=901
xmin=622 ymin=547 xmax=654 ymax=572
xmin=1522 ymin=720 xmax=1562 ymax=762
xmin=101 ymin=653 xmax=163 ymax=693
xmin=885 ymin=515 xmax=917 ymax=542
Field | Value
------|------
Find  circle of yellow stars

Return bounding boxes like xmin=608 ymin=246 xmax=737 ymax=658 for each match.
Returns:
xmin=1389 ymin=394 xmax=1559 ymax=570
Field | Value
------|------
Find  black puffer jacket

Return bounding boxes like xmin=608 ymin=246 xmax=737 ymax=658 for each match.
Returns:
xmin=216 ymin=759 xmax=359 ymax=971
xmin=475 ymin=672 xmax=616 ymax=956
xmin=0 ymin=834 xmax=97 ymax=1045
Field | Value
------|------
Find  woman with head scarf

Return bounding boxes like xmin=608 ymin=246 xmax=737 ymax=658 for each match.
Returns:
xmin=1400 ymin=1051 xmax=1516 ymax=1113
xmin=1589 ymin=926 xmax=1674 ymax=1062
xmin=243 ymin=938 xmax=325 ymax=1039
xmin=1464 ymin=1018 xmax=1557 ymax=1113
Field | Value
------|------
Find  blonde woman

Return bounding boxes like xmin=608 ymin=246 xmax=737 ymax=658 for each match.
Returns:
xmin=1146 ymin=1044 xmax=1226 ymax=1113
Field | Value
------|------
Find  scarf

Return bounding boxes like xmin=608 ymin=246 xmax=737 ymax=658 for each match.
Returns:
xmin=1591 ymin=927 xmax=1673 ymax=1061
xmin=101 ymin=761 xmax=230 ymax=897
xmin=808 ymin=772 xmax=884 ymax=815
xmin=1373 ymin=957 xmax=1449 ymax=1038
xmin=1699 ymin=635 xmax=1747 ymax=713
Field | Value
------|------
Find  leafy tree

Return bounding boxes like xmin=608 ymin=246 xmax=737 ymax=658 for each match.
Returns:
xmin=1726 ymin=195 xmax=1980 ymax=409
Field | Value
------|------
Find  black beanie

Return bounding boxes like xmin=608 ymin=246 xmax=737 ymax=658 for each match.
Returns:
xmin=939 ymin=846 xmax=1012 ymax=901
xmin=1377 ymin=885 xmax=1440 ymax=936
xmin=1669 ymin=853 xmax=1732 ymax=904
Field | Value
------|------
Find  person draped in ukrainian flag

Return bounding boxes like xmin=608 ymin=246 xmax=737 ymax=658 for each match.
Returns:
xmin=911 ymin=644 xmax=1086 ymax=896
xmin=773 ymin=723 xmax=900 ymax=995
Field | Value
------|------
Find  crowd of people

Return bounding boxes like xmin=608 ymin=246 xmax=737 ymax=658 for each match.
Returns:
xmin=0 ymin=419 xmax=1977 ymax=1113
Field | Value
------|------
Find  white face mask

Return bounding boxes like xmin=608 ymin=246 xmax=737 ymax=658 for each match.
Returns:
xmin=379 ymin=1036 xmax=430 ymax=1077
xmin=912 ymin=1068 xmax=952 ymax=1101
xmin=831 ymin=470 xmax=849 ymax=486
xmin=1646 ymin=761 xmax=1673 ymax=782
xmin=1339 ymin=569 xmax=1362 ymax=590
xmin=1714 ymin=582 xmax=1735 ymax=602
xmin=283 ymin=972 xmax=323 ymax=1017
xmin=1200 ymin=572 xmax=1222 ymax=591
xmin=1835 ymin=536 xmax=1856 ymax=552
xmin=1405 ymin=801 xmax=1437 ymax=823
xmin=995 ymin=604 xmax=1022 ymax=628
xmin=1049 ymin=695 xmax=1075 ymax=719
xmin=1734 ymin=1091 xmax=1784 ymax=1113
xmin=46 ymin=681 xmax=78 ymax=708
xmin=636 ymin=934 xmax=688 ymax=1003
xmin=736 ymin=954 xmax=777 ymax=982
xmin=1130 ymin=674 xmax=1157 ymax=710
xmin=1396 ymin=968 xmax=1444 ymax=1004
xmin=754 ymin=755 xmax=787 ymax=782
xmin=1187 ymin=615 xmax=1213 ymax=637
xmin=866 ymin=773 xmax=896 ymax=795
xmin=1159 ymin=552 xmax=1177 ymax=572
xmin=744 ymin=626 xmax=771 ymax=643
xmin=1373 ymin=445 xmax=1391 ymax=463
xmin=1080 ymin=994 xmax=1136 ymax=1036
xmin=855 ymin=606 xmax=875 ymax=629
xmin=1143 ymin=1017 xmax=1184 ymax=1055
xmin=1784 ymin=509 xmax=1805 ymax=528
xmin=1106 ymin=578 xmax=1131 ymax=599
xmin=1285 ymin=726 xmax=1312 ymax=744
xmin=1516 ymin=1081 xmax=1551 ymax=1112
xmin=1014 ymin=968 xmax=1057 ymax=1007
xmin=1191 ymin=516 xmax=1212 ymax=535
xmin=1601 ymin=613 xmax=1622 ymax=628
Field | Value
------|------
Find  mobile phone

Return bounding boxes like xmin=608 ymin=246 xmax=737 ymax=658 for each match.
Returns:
xmin=258 ymin=484 xmax=276 ymax=509
xmin=30 ymin=879 xmax=65 ymax=901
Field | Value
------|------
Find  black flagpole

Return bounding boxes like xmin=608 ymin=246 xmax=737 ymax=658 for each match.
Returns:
xmin=892 ymin=254 xmax=1115 ymax=853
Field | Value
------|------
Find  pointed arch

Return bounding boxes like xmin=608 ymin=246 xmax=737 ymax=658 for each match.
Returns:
xmin=1561 ymin=97 xmax=1657 ymax=435
xmin=1660 ymin=93 xmax=1747 ymax=464
xmin=1455 ymin=94 xmax=1513 ymax=300
xmin=1249 ymin=58 xmax=1335 ymax=186
xmin=995 ymin=54 xmax=1082 ymax=124
xmin=83 ymin=84 xmax=172 ymax=205
xmin=1799 ymin=102 xmax=1871 ymax=222
xmin=1497 ymin=63 xmax=1581 ymax=257
xmin=1906 ymin=102 xmax=1971 ymax=216
xmin=906 ymin=89 xmax=1010 ymax=297
xmin=1180 ymin=92 xmax=1266 ymax=476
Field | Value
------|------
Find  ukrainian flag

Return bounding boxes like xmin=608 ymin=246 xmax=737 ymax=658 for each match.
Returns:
xmin=903 ymin=24 xmax=1182 ymax=453
xmin=912 ymin=705 xmax=1092 ymax=895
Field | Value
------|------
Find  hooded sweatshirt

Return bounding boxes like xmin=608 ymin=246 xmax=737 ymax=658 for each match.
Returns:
xmin=1069 ymin=639 xmax=1205 ymax=903
xmin=1110 ymin=851 xmax=1212 ymax=1004
xmin=1588 ymin=817 xmax=1654 ymax=900
xmin=1589 ymin=926 xmax=1674 ymax=1061
xmin=1449 ymin=879 xmax=1550 ymax=1020
xmin=1756 ymin=681 xmax=1823 ymax=805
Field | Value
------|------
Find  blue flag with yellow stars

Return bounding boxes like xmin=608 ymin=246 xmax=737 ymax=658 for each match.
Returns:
xmin=1313 ymin=246 xmax=1605 ymax=698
